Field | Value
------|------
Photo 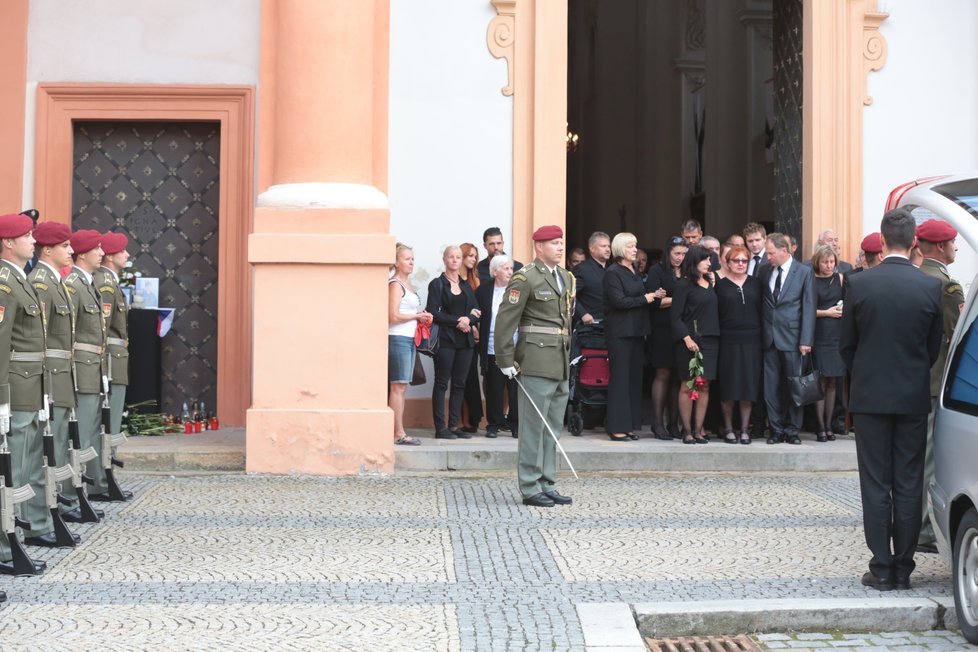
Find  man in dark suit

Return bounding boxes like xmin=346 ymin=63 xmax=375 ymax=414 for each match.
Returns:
xmin=840 ymin=208 xmax=943 ymax=591
xmin=760 ymin=232 xmax=816 ymax=445
xmin=572 ymin=231 xmax=610 ymax=325
xmin=477 ymin=227 xmax=522 ymax=286
xmin=744 ymin=222 xmax=768 ymax=277
xmin=476 ymin=254 xmax=519 ymax=438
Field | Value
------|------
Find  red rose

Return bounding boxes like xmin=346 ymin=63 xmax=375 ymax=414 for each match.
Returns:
xmin=689 ymin=391 xmax=700 ymax=401
xmin=694 ymin=376 xmax=707 ymax=388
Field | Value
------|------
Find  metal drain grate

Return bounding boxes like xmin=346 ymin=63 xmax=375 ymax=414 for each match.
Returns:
xmin=645 ymin=634 xmax=761 ymax=652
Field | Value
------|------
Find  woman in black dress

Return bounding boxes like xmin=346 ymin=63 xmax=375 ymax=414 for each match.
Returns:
xmin=811 ymin=245 xmax=847 ymax=442
xmin=603 ymin=232 xmax=657 ymax=441
xmin=715 ymin=245 xmax=763 ymax=444
xmin=426 ymin=245 xmax=481 ymax=439
xmin=645 ymin=236 xmax=686 ymax=439
xmin=671 ymin=245 xmax=719 ymax=444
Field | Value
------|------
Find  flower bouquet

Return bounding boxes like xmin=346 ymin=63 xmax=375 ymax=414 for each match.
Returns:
xmin=687 ymin=350 xmax=706 ymax=401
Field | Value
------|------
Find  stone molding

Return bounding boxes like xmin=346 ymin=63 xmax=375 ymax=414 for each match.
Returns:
xmin=487 ymin=0 xmax=516 ymax=96
xmin=861 ymin=10 xmax=889 ymax=106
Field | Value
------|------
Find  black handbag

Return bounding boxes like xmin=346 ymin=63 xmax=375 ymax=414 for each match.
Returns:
xmin=416 ymin=322 xmax=440 ymax=357
xmin=410 ymin=354 xmax=426 ymax=386
xmin=787 ymin=354 xmax=824 ymax=407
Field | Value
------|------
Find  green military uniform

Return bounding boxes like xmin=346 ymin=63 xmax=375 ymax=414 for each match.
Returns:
xmin=494 ymin=258 xmax=574 ymax=500
xmin=0 ymin=259 xmax=51 ymax=551
xmin=918 ymin=256 xmax=964 ymax=545
xmin=95 ymin=266 xmax=128 ymax=439
xmin=28 ymin=261 xmax=77 ymax=516
xmin=64 ymin=266 xmax=108 ymax=495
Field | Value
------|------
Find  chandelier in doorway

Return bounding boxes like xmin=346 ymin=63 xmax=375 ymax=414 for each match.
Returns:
xmin=566 ymin=123 xmax=579 ymax=153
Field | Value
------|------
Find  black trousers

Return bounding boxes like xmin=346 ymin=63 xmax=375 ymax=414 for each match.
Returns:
xmin=431 ymin=345 xmax=474 ymax=431
xmin=606 ymin=336 xmax=644 ymax=434
xmin=485 ymin=354 xmax=518 ymax=431
xmin=763 ymin=347 xmax=803 ymax=437
xmin=462 ymin=349 xmax=484 ymax=426
xmin=853 ymin=412 xmax=928 ymax=580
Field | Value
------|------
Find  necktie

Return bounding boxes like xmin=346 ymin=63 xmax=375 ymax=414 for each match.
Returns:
xmin=773 ymin=266 xmax=782 ymax=301
xmin=552 ymin=269 xmax=561 ymax=293
xmin=752 ymin=255 xmax=761 ymax=277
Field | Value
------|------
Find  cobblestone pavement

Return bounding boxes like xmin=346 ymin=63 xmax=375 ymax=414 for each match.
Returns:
xmin=0 ymin=473 xmax=957 ymax=651
xmin=755 ymin=630 xmax=975 ymax=651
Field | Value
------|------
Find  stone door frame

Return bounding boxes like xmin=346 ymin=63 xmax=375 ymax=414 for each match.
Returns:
xmin=33 ymin=83 xmax=255 ymax=426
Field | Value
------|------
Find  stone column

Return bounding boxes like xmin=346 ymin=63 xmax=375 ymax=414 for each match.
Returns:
xmin=248 ymin=0 xmax=395 ymax=475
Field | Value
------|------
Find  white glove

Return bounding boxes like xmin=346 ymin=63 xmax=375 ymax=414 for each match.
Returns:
xmin=0 ymin=403 xmax=9 ymax=436
xmin=499 ymin=366 xmax=518 ymax=379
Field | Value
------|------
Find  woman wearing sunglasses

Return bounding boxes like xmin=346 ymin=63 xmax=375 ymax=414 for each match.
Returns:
xmin=715 ymin=244 xmax=763 ymax=444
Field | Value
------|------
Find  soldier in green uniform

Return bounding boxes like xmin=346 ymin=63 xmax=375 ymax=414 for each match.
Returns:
xmin=64 ymin=230 xmax=115 ymax=500
xmin=494 ymin=225 xmax=575 ymax=508
xmin=0 ymin=214 xmax=76 ymax=562
xmin=915 ymin=219 xmax=964 ymax=553
xmin=95 ymin=232 xmax=131 ymax=488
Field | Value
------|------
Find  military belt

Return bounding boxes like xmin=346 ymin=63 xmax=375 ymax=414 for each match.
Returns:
xmin=73 ymin=342 xmax=103 ymax=355
xmin=10 ymin=351 xmax=44 ymax=362
xmin=106 ymin=337 xmax=128 ymax=348
xmin=520 ymin=325 xmax=568 ymax=336
xmin=45 ymin=349 xmax=72 ymax=360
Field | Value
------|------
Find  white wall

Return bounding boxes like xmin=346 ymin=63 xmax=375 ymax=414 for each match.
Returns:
xmin=863 ymin=0 xmax=978 ymax=230
xmin=389 ymin=0 xmax=513 ymax=398
xmin=27 ymin=0 xmax=261 ymax=84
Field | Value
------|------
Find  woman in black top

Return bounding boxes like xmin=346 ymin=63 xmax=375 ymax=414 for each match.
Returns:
xmin=811 ymin=245 xmax=847 ymax=442
xmin=426 ymin=245 xmax=481 ymax=439
xmin=671 ymin=245 xmax=720 ymax=444
xmin=645 ymin=237 xmax=686 ymax=439
xmin=602 ymin=232 xmax=657 ymax=441
xmin=715 ymin=245 xmax=763 ymax=444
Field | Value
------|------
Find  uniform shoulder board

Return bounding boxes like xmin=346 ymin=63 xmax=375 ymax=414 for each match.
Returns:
xmin=946 ymin=282 xmax=963 ymax=297
xmin=0 ymin=284 xmax=11 ymax=294
xmin=33 ymin=268 xmax=48 ymax=281
xmin=0 ymin=267 xmax=9 ymax=281
xmin=518 ymin=263 xmax=533 ymax=274
xmin=99 ymin=285 xmax=115 ymax=294
xmin=65 ymin=272 xmax=78 ymax=284
xmin=511 ymin=272 xmax=528 ymax=283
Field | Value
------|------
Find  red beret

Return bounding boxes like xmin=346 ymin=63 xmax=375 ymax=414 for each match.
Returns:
xmin=532 ymin=225 xmax=563 ymax=241
xmin=916 ymin=219 xmax=957 ymax=243
xmin=101 ymin=232 xmax=129 ymax=255
xmin=70 ymin=229 xmax=102 ymax=255
xmin=32 ymin=221 xmax=72 ymax=246
xmin=0 ymin=213 xmax=34 ymax=239
xmin=860 ymin=232 xmax=882 ymax=254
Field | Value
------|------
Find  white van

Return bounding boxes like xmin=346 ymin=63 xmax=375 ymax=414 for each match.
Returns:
xmin=887 ymin=173 xmax=978 ymax=293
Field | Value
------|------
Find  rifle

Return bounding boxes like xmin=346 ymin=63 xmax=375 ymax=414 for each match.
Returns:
xmin=40 ymin=396 xmax=78 ymax=547
xmin=67 ymin=408 xmax=100 ymax=523
xmin=99 ymin=376 xmax=129 ymax=502
xmin=0 ymin=437 xmax=43 ymax=575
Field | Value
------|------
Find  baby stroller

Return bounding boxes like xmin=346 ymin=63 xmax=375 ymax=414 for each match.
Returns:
xmin=567 ymin=322 xmax=610 ymax=436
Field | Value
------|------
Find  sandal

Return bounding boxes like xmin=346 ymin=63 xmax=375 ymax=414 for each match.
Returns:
xmin=395 ymin=436 xmax=422 ymax=446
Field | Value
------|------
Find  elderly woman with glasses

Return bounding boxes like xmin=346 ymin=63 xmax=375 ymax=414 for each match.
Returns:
xmin=715 ymin=244 xmax=764 ymax=444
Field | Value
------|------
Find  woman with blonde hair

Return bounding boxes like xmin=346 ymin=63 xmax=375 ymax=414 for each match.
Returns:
xmin=811 ymin=244 xmax=847 ymax=442
xmin=388 ymin=243 xmax=432 ymax=445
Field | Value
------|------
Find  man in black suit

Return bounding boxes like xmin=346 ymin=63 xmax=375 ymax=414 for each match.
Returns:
xmin=477 ymin=227 xmax=522 ymax=285
xmin=760 ymin=232 xmax=816 ymax=445
xmin=840 ymin=208 xmax=943 ymax=591
xmin=744 ymin=222 xmax=768 ymax=277
xmin=572 ymin=231 xmax=611 ymax=325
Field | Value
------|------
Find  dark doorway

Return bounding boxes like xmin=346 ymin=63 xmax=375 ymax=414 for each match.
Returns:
xmin=567 ymin=0 xmax=787 ymax=256
xmin=72 ymin=121 xmax=220 ymax=416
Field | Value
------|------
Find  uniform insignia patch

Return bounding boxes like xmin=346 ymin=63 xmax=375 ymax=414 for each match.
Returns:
xmin=99 ymin=285 xmax=115 ymax=294
xmin=511 ymin=273 xmax=527 ymax=282
xmin=65 ymin=273 xmax=78 ymax=284
xmin=946 ymin=283 xmax=963 ymax=296
xmin=0 ymin=284 xmax=10 ymax=294
xmin=33 ymin=282 xmax=48 ymax=292
xmin=508 ymin=289 xmax=521 ymax=304
xmin=0 ymin=267 xmax=9 ymax=281
xmin=102 ymin=303 xmax=112 ymax=318
xmin=66 ymin=286 xmax=76 ymax=295
xmin=34 ymin=269 xmax=47 ymax=281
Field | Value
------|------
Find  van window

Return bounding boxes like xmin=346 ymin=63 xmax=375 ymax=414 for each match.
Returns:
xmin=934 ymin=178 xmax=978 ymax=219
xmin=946 ymin=296 xmax=978 ymax=415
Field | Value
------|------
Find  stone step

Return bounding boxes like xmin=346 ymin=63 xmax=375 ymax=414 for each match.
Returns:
xmin=114 ymin=428 xmax=857 ymax=474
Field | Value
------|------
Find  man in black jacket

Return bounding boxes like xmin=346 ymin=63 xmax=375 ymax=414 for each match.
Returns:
xmin=840 ymin=208 xmax=943 ymax=592
xmin=477 ymin=227 xmax=522 ymax=286
xmin=572 ymin=231 xmax=610 ymax=325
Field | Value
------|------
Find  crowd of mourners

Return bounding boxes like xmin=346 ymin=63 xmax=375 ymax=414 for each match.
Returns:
xmin=386 ymin=217 xmax=959 ymax=447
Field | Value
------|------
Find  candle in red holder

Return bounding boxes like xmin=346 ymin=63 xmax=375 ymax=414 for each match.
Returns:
xmin=194 ymin=421 xmax=202 ymax=433
xmin=209 ymin=416 xmax=219 ymax=430
xmin=184 ymin=421 xmax=193 ymax=434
